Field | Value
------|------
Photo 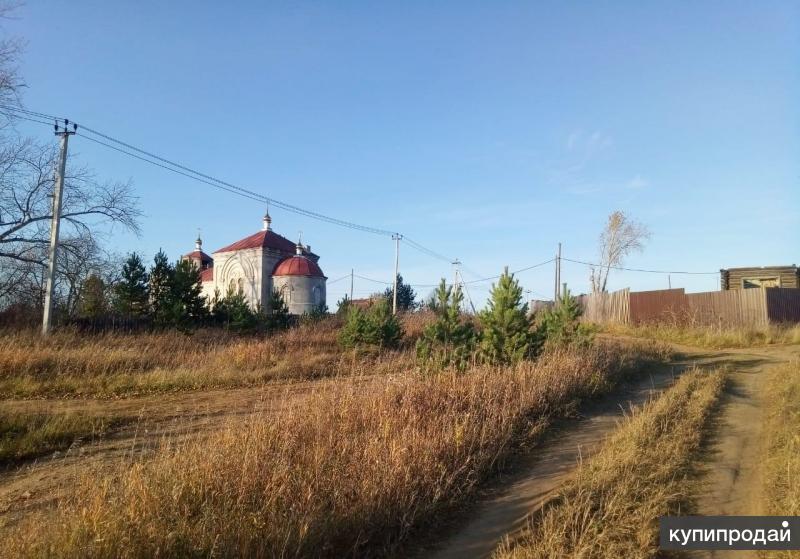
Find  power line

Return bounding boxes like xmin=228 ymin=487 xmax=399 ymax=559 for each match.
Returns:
xmin=561 ymin=257 xmax=718 ymax=275
xmin=1 ymin=104 xmax=398 ymax=237
xmin=0 ymin=104 xmax=471 ymax=275
xmin=463 ymin=258 xmax=555 ymax=284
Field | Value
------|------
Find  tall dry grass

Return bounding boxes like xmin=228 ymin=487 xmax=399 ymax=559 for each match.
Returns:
xmin=603 ymin=322 xmax=800 ymax=349
xmin=495 ymin=367 xmax=725 ymax=559
xmin=760 ymin=360 xmax=800 ymax=559
xmin=2 ymin=341 xmax=669 ymax=558
xmin=0 ymin=316 xmax=426 ymax=398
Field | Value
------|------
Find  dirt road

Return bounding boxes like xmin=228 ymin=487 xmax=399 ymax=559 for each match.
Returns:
xmin=0 ymin=375 xmax=372 ymax=527
xmin=420 ymin=341 xmax=800 ymax=559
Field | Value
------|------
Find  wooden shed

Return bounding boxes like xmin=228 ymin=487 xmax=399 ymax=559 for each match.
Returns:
xmin=720 ymin=265 xmax=799 ymax=290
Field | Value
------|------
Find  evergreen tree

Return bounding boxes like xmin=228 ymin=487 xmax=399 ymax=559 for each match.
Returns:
xmin=383 ymin=274 xmax=417 ymax=312
xmin=339 ymin=298 xmax=403 ymax=349
xmin=113 ymin=252 xmax=149 ymax=317
xmin=416 ymin=279 xmax=476 ymax=372
xmin=149 ymin=249 xmax=174 ymax=324
xmin=167 ymin=259 xmax=208 ymax=329
xmin=336 ymin=294 xmax=352 ymax=317
xmin=77 ymin=274 xmax=108 ymax=319
xmin=540 ymin=284 xmax=594 ymax=347
xmin=478 ymin=268 xmax=543 ymax=365
xmin=211 ymin=287 xmax=258 ymax=331
xmin=266 ymin=288 xmax=290 ymax=330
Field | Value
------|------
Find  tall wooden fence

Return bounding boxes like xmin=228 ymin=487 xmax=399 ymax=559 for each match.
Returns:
xmin=579 ymin=287 xmax=800 ymax=327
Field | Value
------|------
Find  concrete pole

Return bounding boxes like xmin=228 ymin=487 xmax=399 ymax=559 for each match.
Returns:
xmin=392 ymin=234 xmax=401 ymax=314
xmin=557 ymin=242 xmax=562 ymax=301
xmin=350 ymin=268 xmax=354 ymax=301
xmin=42 ymin=127 xmax=72 ymax=335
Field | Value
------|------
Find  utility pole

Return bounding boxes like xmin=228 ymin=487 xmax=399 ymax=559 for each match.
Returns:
xmin=668 ymin=274 xmax=672 ymax=289
xmin=42 ymin=119 xmax=77 ymax=335
xmin=452 ymin=259 xmax=461 ymax=290
xmin=557 ymin=242 xmax=562 ymax=301
xmin=392 ymin=233 xmax=402 ymax=315
xmin=554 ymin=242 xmax=562 ymax=302
xmin=350 ymin=268 xmax=354 ymax=300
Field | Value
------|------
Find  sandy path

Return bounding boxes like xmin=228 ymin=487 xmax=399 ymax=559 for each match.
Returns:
xmin=420 ymin=341 xmax=800 ymax=559
xmin=0 ymin=374 xmax=375 ymax=528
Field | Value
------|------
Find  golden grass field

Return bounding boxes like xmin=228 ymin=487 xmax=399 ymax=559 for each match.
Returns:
xmin=603 ymin=322 xmax=800 ymax=349
xmin=0 ymin=331 xmax=669 ymax=558
xmin=760 ymin=360 xmax=800 ymax=559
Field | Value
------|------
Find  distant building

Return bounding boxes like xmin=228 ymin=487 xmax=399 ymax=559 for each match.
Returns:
xmin=181 ymin=212 xmax=327 ymax=315
xmin=720 ymin=265 xmax=799 ymax=290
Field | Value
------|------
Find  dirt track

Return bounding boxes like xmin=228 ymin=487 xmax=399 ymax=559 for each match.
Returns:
xmin=0 ymin=375 xmax=367 ymax=527
xmin=420 ymin=340 xmax=800 ymax=559
xmin=1 ymin=340 xmax=797 ymax=554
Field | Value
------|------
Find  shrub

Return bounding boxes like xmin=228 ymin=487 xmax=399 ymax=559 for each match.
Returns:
xmin=339 ymin=298 xmax=403 ymax=349
xmin=211 ymin=288 xmax=259 ymax=331
xmin=478 ymin=268 xmax=543 ymax=365
xmin=540 ymin=285 xmax=594 ymax=348
xmin=416 ymin=279 xmax=476 ymax=372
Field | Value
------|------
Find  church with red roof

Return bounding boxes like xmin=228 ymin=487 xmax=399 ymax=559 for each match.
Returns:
xmin=182 ymin=212 xmax=327 ymax=315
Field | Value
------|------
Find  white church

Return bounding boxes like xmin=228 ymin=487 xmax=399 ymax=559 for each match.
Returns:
xmin=182 ymin=212 xmax=327 ymax=315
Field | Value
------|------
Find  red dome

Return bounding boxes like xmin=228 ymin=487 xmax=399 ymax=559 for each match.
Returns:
xmin=273 ymin=256 xmax=325 ymax=278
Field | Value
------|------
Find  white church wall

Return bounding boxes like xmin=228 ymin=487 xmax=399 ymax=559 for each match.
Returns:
xmin=272 ymin=275 xmax=326 ymax=315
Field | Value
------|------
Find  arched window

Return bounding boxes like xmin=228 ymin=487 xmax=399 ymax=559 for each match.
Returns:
xmin=312 ymin=285 xmax=322 ymax=306
xmin=237 ymin=278 xmax=244 ymax=292
xmin=228 ymin=278 xmax=237 ymax=294
xmin=280 ymin=284 xmax=291 ymax=304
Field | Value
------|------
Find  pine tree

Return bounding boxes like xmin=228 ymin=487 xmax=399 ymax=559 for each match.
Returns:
xmin=149 ymin=249 xmax=174 ymax=325
xmin=77 ymin=274 xmax=108 ymax=319
xmin=383 ymin=274 xmax=417 ymax=312
xmin=540 ymin=284 xmax=593 ymax=347
xmin=167 ymin=259 xmax=208 ymax=329
xmin=338 ymin=298 xmax=402 ymax=349
xmin=266 ymin=288 xmax=290 ymax=330
xmin=113 ymin=252 xmax=149 ymax=318
xmin=478 ymin=268 xmax=543 ymax=365
xmin=212 ymin=287 xmax=257 ymax=331
xmin=416 ymin=279 xmax=476 ymax=371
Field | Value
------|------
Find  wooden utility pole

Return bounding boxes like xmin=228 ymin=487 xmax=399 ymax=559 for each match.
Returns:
xmin=42 ymin=119 xmax=77 ymax=335
xmin=392 ymin=234 xmax=402 ymax=314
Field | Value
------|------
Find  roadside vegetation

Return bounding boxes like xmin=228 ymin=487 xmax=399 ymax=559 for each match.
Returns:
xmin=1 ymin=340 xmax=669 ymax=558
xmin=0 ymin=317 xmax=417 ymax=398
xmin=760 ymin=360 xmax=800 ymax=559
xmin=602 ymin=322 xmax=800 ymax=349
xmin=495 ymin=367 xmax=726 ymax=559
xmin=0 ymin=410 xmax=128 ymax=464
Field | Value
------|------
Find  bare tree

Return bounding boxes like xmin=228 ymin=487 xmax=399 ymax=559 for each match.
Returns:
xmin=590 ymin=210 xmax=650 ymax=293
xmin=0 ymin=1 xmax=25 ymax=117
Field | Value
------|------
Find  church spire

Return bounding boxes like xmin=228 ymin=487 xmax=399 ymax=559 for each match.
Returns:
xmin=262 ymin=209 xmax=272 ymax=232
xmin=195 ymin=230 xmax=202 ymax=251
xmin=296 ymin=232 xmax=303 ymax=255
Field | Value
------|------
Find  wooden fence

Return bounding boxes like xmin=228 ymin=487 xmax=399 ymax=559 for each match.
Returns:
xmin=579 ymin=287 xmax=800 ymax=327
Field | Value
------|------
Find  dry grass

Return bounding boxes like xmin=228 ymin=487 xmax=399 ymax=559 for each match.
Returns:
xmin=1 ymin=340 xmax=669 ymax=558
xmin=0 ymin=411 xmax=127 ymax=465
xmin=495 ymin=366 xmax=726 ymax=559
xmin=0 ymin=317 xmax=426 ymax=398
xmin=760 ymin=360 xmax=800 ymax=559
xmin=603 ymin=322 xmax=800 ymax=349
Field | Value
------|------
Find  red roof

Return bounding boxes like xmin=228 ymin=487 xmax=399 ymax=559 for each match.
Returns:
xmin=183 ymin=250 xmax=213 ymax=263
xmin=215 ymin=230 xmax=297 ymax=254
xmin=200 ymin=268 xmax=214 ymax=282
xmin=273 ymin=256 xmax=325 ymax=278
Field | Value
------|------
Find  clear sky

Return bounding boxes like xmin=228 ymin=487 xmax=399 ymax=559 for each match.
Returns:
xmin=6 ymin=1 xmax=799 ymax=304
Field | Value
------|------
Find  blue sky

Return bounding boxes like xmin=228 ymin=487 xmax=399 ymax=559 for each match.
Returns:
xmin=6 ymin=1 xmax=799 ymax=304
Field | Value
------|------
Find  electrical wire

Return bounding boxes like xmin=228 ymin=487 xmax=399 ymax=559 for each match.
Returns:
xmin=561 ymin=257 xmax=718 ymax=275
